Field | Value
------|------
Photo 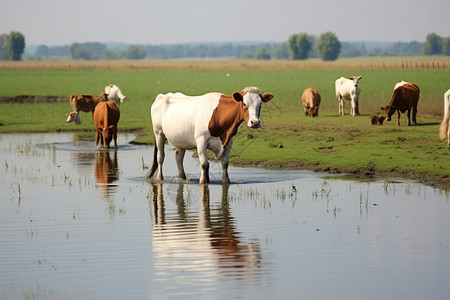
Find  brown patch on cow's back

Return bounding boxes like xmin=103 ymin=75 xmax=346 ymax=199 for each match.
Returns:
xmin=208 ymin=94 xmax=248 ymax=147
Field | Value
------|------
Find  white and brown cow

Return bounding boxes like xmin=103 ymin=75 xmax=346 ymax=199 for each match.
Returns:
xmin=301 ymin=87 xmax=321 ymax=117
xmin=335 ymin=76 xmax=362 ymax=117
xmin=439 ymin=89 xmax=450 ymax=148
xmin=146 ymin=87 xmax=274 ymax=184
xmin=66 ymin=92 xmax=109 ymax=124
xmin=380 ymin=82 xmax=420 ymax=126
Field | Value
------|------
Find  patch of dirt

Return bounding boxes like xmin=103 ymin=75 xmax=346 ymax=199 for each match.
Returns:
xmin=0 ymin=95 xmax=68 ymax=103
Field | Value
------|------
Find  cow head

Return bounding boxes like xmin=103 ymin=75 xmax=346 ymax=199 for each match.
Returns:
xmin=380 ymin=105 xmax=394 ymax=121
xmin=238 ymin=87 xmax=273 ymax=129
xmin=349 ymin=76 xmax=362 ymax=87
xmin=309 ymin=106 xmax=320 ymax=117
xmin=99 ymin=92 xmax=109 ymax=101
xmin=66 ymin=112 xmax=81 ymax=125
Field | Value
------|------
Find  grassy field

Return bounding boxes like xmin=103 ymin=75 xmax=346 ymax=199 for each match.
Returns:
xmin=1 ymin=58 xmax=450 ymax=188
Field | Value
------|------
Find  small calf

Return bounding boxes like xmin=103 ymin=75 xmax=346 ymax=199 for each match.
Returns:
xmin=371 ymin=115 xmax=386 ymax=125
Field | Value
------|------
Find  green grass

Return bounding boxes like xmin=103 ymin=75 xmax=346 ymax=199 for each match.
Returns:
xmin=1 ymin=59 xmax=450 ymax=188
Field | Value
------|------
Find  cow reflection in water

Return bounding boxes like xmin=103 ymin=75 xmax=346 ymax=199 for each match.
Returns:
xmin=150 ymin=183 xmax=261 ymax=277
xmin=95 ymin=150 xmax=119 ymax=199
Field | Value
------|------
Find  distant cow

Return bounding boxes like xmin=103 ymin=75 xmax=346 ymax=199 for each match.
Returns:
xmin=105 ymin=84 xmax=127 ymax=104
xmin=301 ymin=87 xmax=321 ymax=117
xmin=371 ymin=115 xmax=386 ymax=125
xmin=93 ymin=101 xmax=120 ymax=148
xmin=335 ymin=76 xmax=362 ymax=117
xmin=66 ymin=92 xmax=109 ymax=124
xmin=146 ymin=87 xmax=274 ymax=184
xmin=380 ymin=82 xmax=420 ymax=126
xmin=439 ymin=89 xmax=450 ymax=148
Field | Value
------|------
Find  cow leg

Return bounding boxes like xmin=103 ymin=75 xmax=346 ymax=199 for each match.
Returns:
xmin=350 ymin=97 xmax=356 ymax=117
xmin=196 ymin=140 xmax=210 ymax=184
xmin=221 ymin=139 xmax=233 ymax=184
xmin=175 ymin=149 xmax=187 ymax=180
xmin=113 ymin=128 xmax=118 ymax=147
xmin=412 ymin=106 xmax=417 ymax=125
xmin=155 ymin=134 xmax=166 ymax=181
xmin=95 ymin=131 xmax=101 ymax=146
xmin=338 ymin=98 xmax=344 ymax=116
xmin=354 ymin=98 xmax=360 ymax=116
xmin=406 ymin=109 xmax=412 ymax=126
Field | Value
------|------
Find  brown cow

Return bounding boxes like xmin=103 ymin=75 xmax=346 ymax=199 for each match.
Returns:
xmin=380 ymin=83 xmax=420 ymax=126
xmin=301 ymin=87 xmax=321 ymax=117
xmin=93 ymin=101 xmax=120 ymax=148
xmin=66 ymin=92 xmax=109 ymax=124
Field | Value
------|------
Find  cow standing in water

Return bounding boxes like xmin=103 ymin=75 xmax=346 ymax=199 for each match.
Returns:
xmin=146 ymin=87 xmax=274 ymax=184
xmin=380 ymin=82 xmax=420 ymax=126
xmin=93 ymin=101 xmax=120 ymax=148
xmin=66 ymin=92 xmax=109 ymax=124
xmin=301 ymin=87 xmax=321 ymax=117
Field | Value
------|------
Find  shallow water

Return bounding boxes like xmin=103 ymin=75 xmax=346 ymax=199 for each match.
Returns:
xmin=1 ymin=133 xmax=449 ymax=299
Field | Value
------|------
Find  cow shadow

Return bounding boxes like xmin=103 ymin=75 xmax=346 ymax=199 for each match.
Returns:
xmin=95 ymin=150 xmax=119 ymax=199
xmin=413 ymin=122 xmax=440 ymax=127
xmin=149 ymin=182 xmax=261 ymax=275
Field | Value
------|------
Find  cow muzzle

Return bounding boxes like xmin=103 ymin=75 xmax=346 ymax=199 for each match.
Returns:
xmin=249 ymin=120 xmax=261 ymax=128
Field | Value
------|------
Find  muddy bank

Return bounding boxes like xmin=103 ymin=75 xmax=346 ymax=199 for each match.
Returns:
xmin=230 ymin=159 xmax=450 ymax=190
xmin=0 ymin=95 xmax=68 ymax=103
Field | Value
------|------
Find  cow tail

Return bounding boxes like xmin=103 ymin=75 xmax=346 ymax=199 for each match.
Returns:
xmin=146 ymin=137 xmax=158 ymax=179
xmin=439 ymin=112 xmax=450 ymax=140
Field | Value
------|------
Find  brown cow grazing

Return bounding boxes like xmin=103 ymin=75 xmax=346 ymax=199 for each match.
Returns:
xmin=93 ymin=101 xmax=120 ymax=148
xmin=66 ymin=92 xmax=109 ymax=124
xmin=380 ymin=83 xmax=420 ymax=126
xmin=301 ymin=87 xmax=321 ymax=117
xmin=371 ymin=115 xmax=386 ymax=125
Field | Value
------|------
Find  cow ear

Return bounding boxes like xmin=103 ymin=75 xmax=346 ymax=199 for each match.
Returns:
xmin=232 ymin=92 xmax=244 ymax=102
xmin=349 ymin=77 xmax=354 ymax=80
xmin=380 ymin=106 xmax=385 ymax=110
xmin=262 ymin=93 xmax=274 ymax=103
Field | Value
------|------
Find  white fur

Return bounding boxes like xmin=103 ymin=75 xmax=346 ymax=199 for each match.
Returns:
xmin=439 ymin=89 xmax=450 ymax=148
xmin=394 ymin=80 xmax=407 ymax=90
xmin=66 ymin=112 xmax=81 ymax=125
xmin=105 ymin=84 xmax=127 ymax=103
xmin=335 ymin=76 xmax=362 ymax=117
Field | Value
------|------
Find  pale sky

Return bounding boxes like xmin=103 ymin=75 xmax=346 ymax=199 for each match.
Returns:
xmin=1 ymin=0 xmax=449 ymax=46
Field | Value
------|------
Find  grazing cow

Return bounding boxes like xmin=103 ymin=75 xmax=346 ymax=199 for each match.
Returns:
xmin=66 ymin=92 xmax=109 ymax=124
xmin=105 ymin=84 xmax=127 ymax=104
xmin=439 ymin=89 xmax=450 ymax=148
xmin=301 ymin=87 xmax=321 ymax=117
xmin=335 ymin=76 xmax=362 ymax=117
xmin=371 ymin=115 xmax=386 ymax=125
xmin=146 ymin=87 xmax=274 ymax=184
xmin=380 ymin=82 xmax=420 ymax=126
xmin=93 ymin=101 xmax=120 ymax=148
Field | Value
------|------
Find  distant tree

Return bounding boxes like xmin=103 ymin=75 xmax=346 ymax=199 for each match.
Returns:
xmin=255 ymin=46 xmax=271 ymax=60
xmin=442 ymin=37 xmax=450 ymax=56
xmin=6 ymin=31 xmax=25 ymax=61
xmin=423 ymin=33 xmax=443 ymax=55
xmin=288 ymin=33 xmax=312 ymax=60
xmin=35 ymin=45 xmax=51 ymax=56
xmin=240 ymin=51 xmax=254 ymax=59
xmin=70 ymin=43 xmax=94 ymax=60
xmin=124 ymin=45 xmax=146 ymax=59
xmin=273 ymin=42 xmax=289 ymax=59
xmin=102 ymin=48 xmax=120 ymax=60
xmin=316 ymin=32 xmax=341 ymax=61
xmin=0 ymin=34 xmax=8 ymax=60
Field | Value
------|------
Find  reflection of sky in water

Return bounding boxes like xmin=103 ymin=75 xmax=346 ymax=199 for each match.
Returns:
xmin=0 ymin=133 xmax=449 ymax=299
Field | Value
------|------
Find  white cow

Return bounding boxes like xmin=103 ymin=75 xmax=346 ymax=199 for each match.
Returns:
xmin=104 ymin=84 xmax=127 ymax=104
xmin=146 ymin=87 xmax=274 ymax=184
xmin=335 ymin=76 xmax=362 ymax=116
xmin=439 ymin=89 xmax=450 ymax=148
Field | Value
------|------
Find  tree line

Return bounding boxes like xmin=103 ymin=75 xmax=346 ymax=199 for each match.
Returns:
xmin=1 ymin=31 xmax=450 ymax=61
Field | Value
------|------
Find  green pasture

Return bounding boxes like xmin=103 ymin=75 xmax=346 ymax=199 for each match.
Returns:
xmin=1 ymin=60 xmax=449 ymax=188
